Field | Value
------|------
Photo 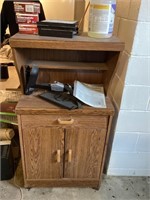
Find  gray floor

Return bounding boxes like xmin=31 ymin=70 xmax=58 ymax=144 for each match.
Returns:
xmin=0 ymin=161 xmax=150 ymax=200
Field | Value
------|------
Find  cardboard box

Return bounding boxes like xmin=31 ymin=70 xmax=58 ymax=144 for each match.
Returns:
xmin=14 ymin=2 xmax=40 ymax=13
xmin=16 ymin=13 xmax=39 ymax=24
xmin=18 ymin=24 xmax=38 ymax=34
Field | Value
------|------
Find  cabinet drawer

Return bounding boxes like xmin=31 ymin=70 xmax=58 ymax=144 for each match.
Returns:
xmin=20 ymin=115 xmax=108 ymax=129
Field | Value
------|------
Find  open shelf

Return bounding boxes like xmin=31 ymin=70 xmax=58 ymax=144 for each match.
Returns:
xmin=27 ymin=60 xmax=108 ymax=71
xmin=10 ymin=33 xmax=125 ymax=95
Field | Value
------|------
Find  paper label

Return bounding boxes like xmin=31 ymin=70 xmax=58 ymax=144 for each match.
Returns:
xmin=89 ymin=3 xmax=116 ymax=34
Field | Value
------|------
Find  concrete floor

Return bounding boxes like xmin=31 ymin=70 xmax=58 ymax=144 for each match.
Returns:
xmin=0 ymin=161 xmax=150 ymax=200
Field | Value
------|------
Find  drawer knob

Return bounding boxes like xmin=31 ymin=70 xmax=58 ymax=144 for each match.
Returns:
xmin=58 ymin=118 xmax=74 ymax=125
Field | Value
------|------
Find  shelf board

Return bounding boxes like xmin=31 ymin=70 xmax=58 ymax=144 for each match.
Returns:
xmin=10 ymin=33 xmax=125 ymax=51
xmin=27 ymin=60 xmax=108 ymax=71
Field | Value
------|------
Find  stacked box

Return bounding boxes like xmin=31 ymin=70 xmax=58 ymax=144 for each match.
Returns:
xmin=14 ymin=2 xmax=40 ymax=35
xmin=17 ymin=24 xmax=38 ymax=35
xmin=16 ymin=13 xmax=39 ymax=24
xmin=14 ymin=2 xmax=40 ymax=13
xmin=37 ymin=20 xmax=79 ymax=38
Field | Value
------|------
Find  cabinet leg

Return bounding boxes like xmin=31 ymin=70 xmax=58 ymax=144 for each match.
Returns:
xmin=25 ymin=187 xmax=31 ymax=191
xmin=92 ymin=186 xmax=100 ymax=190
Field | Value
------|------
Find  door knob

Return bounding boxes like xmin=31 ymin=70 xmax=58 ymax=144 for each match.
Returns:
xmin=56 ymin=149 xmax=61 ymax=163
xmin=68 ymin=149 xmax=72 ymax=163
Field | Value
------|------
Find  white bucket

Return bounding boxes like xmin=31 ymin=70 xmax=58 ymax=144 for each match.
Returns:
xmin=88 ymin=0 xmax=116 ymax=38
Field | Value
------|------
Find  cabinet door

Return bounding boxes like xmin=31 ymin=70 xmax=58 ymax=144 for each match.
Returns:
xmin=22 ymin=127 xmax=64 ymax=180
xmin=64 ymin=127 xmax=106 ymax=179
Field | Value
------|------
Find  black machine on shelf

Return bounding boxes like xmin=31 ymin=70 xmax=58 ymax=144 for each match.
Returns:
xmin=23 ymin=66 xmax=82 ymax=109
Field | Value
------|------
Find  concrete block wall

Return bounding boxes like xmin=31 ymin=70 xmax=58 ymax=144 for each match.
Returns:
xmin=108 ymin=0 xmax=150 ymax=176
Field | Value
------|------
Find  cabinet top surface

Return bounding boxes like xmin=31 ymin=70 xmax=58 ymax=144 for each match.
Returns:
xmin=10 ymin=33 xmax=124 ymax=51
xmin=15 ymin=92 xmax=114 ymax=116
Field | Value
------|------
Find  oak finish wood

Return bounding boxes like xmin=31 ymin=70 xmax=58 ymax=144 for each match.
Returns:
xmin=64 ymin=128 xmax=106 ymax=179
xmin=24 ymin=179 xmax=100 ymax=188
xmin=16 ymin=95 xmax=113 ymax=188
xmin=23 ymin=127 xmax=64 ymax=179
xmin=11 ymin=33 xmax=124 ymax=188
xmin=15 ymin=93 xmax=114 ymax=116
xmin=10 ymin=33 xmax=124 ymax=51
xmin=27 ymin=60 xmax=108 ymax=71
xmin=10 ymin=33 xmax=124 ymax=95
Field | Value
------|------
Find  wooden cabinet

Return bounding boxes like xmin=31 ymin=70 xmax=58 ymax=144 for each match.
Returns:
xmin=16 ymin=96 xmax=113 ymax=188
xmin=64 ymin=125 xmax=106 ymax=179
xmin=10 ymin=33 xmax=124 ymax=188
xmin=22 ymin=125 xmax=64 ymax=180
xmin=21 ymin=114 xmax=107 ymax=179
